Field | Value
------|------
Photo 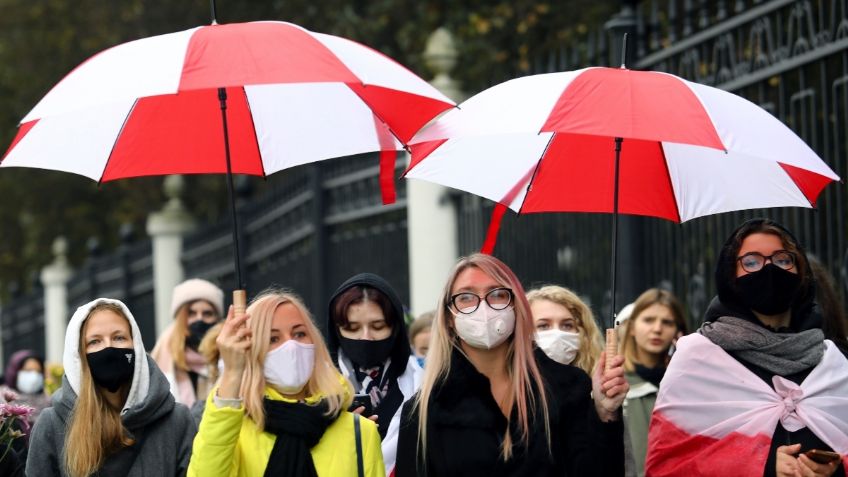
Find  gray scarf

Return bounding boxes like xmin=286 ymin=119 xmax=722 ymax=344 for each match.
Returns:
xmin=700 ymin=316 xmax=825 ymax=375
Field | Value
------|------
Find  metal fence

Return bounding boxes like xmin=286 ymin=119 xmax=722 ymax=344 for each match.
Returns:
xmin=182 ymin=153 xmax=410 ymax=332
xmin=458 ymin=0 xmax=848 ymax=330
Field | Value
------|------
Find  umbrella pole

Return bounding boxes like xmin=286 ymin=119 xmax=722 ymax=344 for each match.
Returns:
xmin=610 ymin=137 xmax=623 ymax=329
xmin=218 ymin=87 xmax=248 ymax=316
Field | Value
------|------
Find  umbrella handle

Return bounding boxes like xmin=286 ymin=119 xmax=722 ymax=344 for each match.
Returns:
xmin=605 ymin=328 xmax=618 ymax=371
xmin=233 ymin=289 xmax=247 ymax=319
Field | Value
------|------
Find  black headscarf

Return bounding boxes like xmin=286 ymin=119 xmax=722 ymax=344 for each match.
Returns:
xmin=709 ymin=218 xmax=818 ymax=332
xmin=326 ymin=273 xmax=411 ymax=437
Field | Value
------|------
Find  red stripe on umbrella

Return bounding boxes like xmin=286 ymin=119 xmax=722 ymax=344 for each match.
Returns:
xmin=179 ymin=22 xmax=359 ymax=89
xmin=778 ymin=163 xmax=839 ymax=207
xmin=543 ymin=68 xmax=725 ymax=150
xmin=103 ymin=87 xmax=264 ymax=181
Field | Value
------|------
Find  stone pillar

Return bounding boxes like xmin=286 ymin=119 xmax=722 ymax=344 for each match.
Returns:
xmin=41 ymin=237 xmax=72 ymax=364
xmin=407 ymin=28 xmax=465 ymax=316
xmin=146 ymin=176 xmax=195 ymax=337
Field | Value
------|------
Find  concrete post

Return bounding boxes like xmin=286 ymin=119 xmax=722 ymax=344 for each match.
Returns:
xmin=41 ymin=237 xmax=72 ymax=364
xmin=407 ymin=28 xmax=465 ymax=316
xmin=146 ymin=175 xmax=195 ymax=337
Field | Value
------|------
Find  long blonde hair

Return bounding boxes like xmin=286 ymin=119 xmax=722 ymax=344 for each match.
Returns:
xmin=621 ymin=288 xmax=688 ymax=372
xmin=64 ymin=302 xmax=135 ymax=477
xmin=413 ymin=254 xmax=551 ymax=463
xmin=526 ymin=285 xmax=603 ymax=375
xmin=241 ymin=289 xmax=351 ymax=430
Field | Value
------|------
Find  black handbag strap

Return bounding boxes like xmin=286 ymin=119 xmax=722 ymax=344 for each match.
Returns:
xmin=354 ymin=413 xmax=365 ymax=477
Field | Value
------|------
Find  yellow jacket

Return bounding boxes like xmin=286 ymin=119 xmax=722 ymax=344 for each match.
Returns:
xmin=188 ymin=386 xmax=385 ymax=477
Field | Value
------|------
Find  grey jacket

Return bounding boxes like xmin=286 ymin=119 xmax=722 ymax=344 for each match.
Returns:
xmin=622 ymin=371 xmax=659 ymax=477
xmin=26 ymin=355 xmax=196 ymax=477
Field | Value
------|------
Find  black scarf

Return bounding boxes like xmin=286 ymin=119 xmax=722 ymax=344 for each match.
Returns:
xmin=262 ymin=398 xmax=337 ymax=477
xmin=634 ymin=363 xmax=666 ymax=388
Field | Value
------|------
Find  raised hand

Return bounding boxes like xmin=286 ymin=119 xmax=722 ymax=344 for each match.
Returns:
xmin=216 ymin=305 xmax=252 ymax=399
xmin=592 ymin=351 xmax=628 ymax=422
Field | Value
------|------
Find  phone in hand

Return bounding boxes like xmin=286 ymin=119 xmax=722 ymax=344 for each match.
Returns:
xmin=349 ymin=393 xmax=374 ymax=417
xmin=804 ymin=449 xmax=841 ymax=465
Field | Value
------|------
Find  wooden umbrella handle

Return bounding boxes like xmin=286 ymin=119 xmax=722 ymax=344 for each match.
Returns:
xmin=233 ymin=289 xmax=247 ymax=319
xmin=605 ymin=328 xmax=618 ymax=371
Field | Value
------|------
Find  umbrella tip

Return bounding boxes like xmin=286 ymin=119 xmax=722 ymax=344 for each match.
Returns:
xmin=620 ymin=32 xmax=629 ymax=69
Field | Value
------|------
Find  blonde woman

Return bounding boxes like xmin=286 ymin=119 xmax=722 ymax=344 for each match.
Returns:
xmin=188 ymin=289 xmax=385 ymax=477
xmin=152 ymin=278 xmax=224 ymax=408
xmin=27 ymin=299 xmax=196 ymax=477
xmin=395 ymin=254 xmax=627 ymax=476
xmin=619 ymin=288 xmax=687 ymax=477
xmin=527 ymin=285 xmax=603 ymax=375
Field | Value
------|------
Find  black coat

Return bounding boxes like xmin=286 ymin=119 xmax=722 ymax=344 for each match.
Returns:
xmin=395 ymin=347 xmax=624 ymax=477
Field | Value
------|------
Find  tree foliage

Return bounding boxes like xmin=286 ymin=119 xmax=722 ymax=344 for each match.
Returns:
xmin=0 ymin=0 xmax=615 ymax=296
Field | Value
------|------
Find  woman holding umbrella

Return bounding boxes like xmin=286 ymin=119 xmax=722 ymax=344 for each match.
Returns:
xmin=26 ymin=299 xmax=196 ymax=477
xmin=395 ymin=254 xmax=626 ymax=476
xmin=646 ymin=219 xmax=848 ymax=477
xmin=188 ymin=289 xmax=384 ymax=477
xmin=327 ymin=273 xmax=422 ymax=476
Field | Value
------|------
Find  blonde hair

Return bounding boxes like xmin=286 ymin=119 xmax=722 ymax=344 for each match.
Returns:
xmin=241 ymin=289 xmax=351 ymax=430
xmin=198 ymin=322 xmax=224 ymax=384
xmin=621 ymin=288 xmax=688 ymax=372
xmin=64 ymin=301 xmax=135 ymax=477
xmin=170 ymin=300 xmax=218 ymax=371
xmin=413 ymin=254 xmax=550 ymax=464
xmin=526 ymin=285 xmax=603 ymax=375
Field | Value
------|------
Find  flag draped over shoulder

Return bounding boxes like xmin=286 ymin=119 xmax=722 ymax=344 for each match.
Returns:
xmin=645 ymin=333 xmax=848 ymax=477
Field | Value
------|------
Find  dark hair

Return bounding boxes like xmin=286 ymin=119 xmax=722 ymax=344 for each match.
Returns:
xmin=331 ymin=285 xmax=397 ymax=328
xmin=5 ymin=350 xmax=44 ymax=393
xmin=717 ymin=219 xmax=814 ymax=315
xmin=808 ymin=256 xmax=848 ymax=352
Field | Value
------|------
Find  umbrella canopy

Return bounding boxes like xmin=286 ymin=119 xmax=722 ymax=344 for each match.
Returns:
xmin=404 ymin=66 xmax=839 ymax=323
xmin=3 ymin=21 xmax=453 ymax=182
xmin=1 ymin=21 xmax=454 ymax=293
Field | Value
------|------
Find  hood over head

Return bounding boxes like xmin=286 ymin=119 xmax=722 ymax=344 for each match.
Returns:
xmin=63 ymin=298 xmax=150 ymax=413
xmin=5 ymin=349 xmax=43 ymax=392
xmin=327 ymin=273 xmax=411 ymax=380
xmin=711 ymin=218 xmax=818 ymax=332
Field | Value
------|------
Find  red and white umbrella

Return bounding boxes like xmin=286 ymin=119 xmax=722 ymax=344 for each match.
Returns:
xmin=1 ymin=20 xmax=454 ymax=291
xmin=404 ymin=66 xmax=839 ymax=322
xmin=3 ymin=21 xmax=453 ymax=185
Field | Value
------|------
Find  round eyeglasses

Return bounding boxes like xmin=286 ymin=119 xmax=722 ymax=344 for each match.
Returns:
xmin=449 ymin=288 xmax=514 ymax=314
xmin=736 ymin=250 xmax=796 ymax=273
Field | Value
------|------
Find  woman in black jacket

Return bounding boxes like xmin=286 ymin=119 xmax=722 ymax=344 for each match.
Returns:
xmin=646 ymin=218 xmax=848 ymax=477
xmin=395 ymin=253 xmax=626 ymax=477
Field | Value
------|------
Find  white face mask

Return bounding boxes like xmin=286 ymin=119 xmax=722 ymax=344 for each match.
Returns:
xmin=535 ymin=329 xmax=581 ymax=365
xmin=264 ymin=340 xmax=315 ymax=394
xmin=454 ymin=305 xmax=516 ymax=349
xmin=16 ymin=370 xmax=44 ymax=394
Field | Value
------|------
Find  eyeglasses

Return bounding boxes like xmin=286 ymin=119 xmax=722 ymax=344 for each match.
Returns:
xmin=736 ymin=250 xmax=796 ymax=273
xmin=449 ymin=288 xmax=514 ymax=314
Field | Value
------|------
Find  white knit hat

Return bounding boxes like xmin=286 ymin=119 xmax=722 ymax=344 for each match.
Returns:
xmin=170 ymin=278 xmax=224 ymax=318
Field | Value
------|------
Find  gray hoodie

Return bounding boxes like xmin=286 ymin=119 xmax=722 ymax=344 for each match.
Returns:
xmin=26 ymin=298 xmax=196 ymax=477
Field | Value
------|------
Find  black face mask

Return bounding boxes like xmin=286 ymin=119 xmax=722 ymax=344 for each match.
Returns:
xmin=186 ymin=320 xmax=217 ymax=351
xmin=338 ymin=335 xmax=395 ymax=368
xmin=87 ymin=347 xmax=135 ymax=393
xmin=735 ymin=263 xmax=801 ymax=317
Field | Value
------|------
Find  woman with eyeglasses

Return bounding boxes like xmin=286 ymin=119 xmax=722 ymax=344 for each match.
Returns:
xmin=152 ymin=279 xmax=224 ymax=408
xmin=646 ymin=219 xmax=848 ymax=477
xmin=395 ymin=254 xmax=626 ymax=477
